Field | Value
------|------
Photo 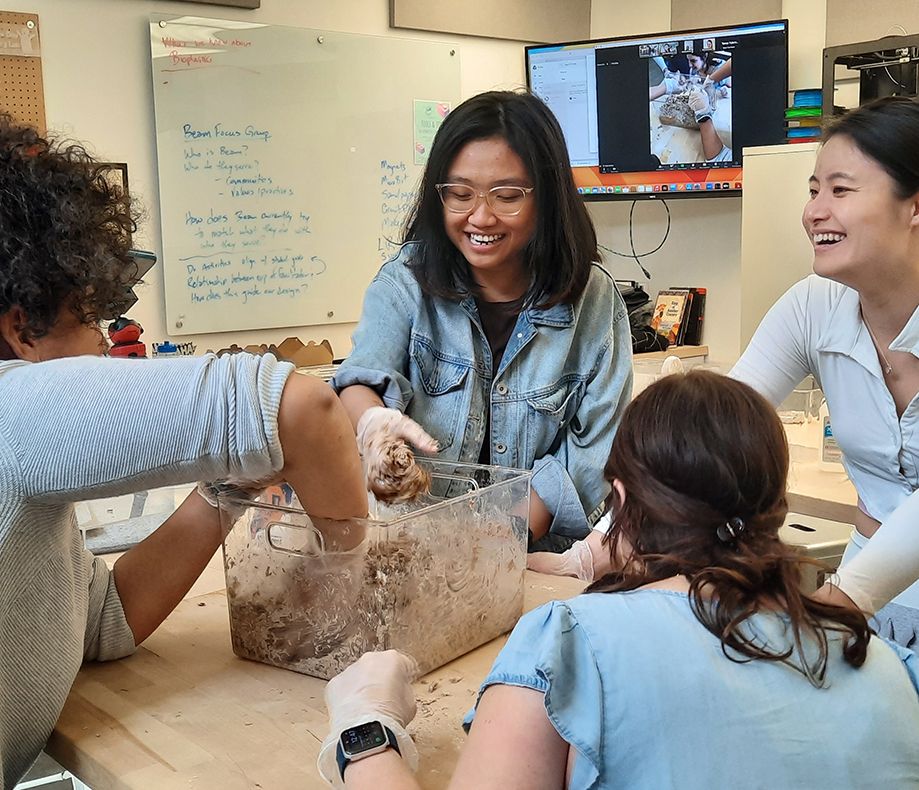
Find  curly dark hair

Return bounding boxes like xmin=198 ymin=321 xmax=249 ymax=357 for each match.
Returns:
xmin=0 ymin=115 xmax=140 ymax=340
xmin=588 ymin=370 xmax=871 ymax=686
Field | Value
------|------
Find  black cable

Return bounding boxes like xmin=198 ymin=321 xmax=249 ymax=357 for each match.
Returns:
xmin=598 ymin=198 xmax=671 ymax=279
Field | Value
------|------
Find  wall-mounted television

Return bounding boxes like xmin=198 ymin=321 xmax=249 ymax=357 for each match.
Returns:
xmin=526 ymin=20 xmax=788 ymax=200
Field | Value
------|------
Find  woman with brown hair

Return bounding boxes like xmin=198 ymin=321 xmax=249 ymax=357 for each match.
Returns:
xmin=320 ymin=371 xmax=919 ymax=790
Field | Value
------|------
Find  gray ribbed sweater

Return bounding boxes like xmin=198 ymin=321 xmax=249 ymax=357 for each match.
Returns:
xmin=0 ymin=352 xmax=292 ymax=788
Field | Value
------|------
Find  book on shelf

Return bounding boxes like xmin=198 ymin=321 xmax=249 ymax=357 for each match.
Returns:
xmin=650 ymin=289 xmax=689 ymax=347
xmin=669 ymin=286 xmax=706 ymax=345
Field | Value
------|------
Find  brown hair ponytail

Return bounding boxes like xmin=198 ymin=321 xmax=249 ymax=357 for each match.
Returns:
xmin=587 ymin=371 xmax=870 ymax=684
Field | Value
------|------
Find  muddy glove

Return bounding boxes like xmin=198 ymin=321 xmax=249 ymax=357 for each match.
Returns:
xmin=687 ymin=88 xmax=713 ymax=123
xmin=318 ymin=650 xmax=420 ymax=788
xmin=356 ymin=406 xmax=438 ymax=504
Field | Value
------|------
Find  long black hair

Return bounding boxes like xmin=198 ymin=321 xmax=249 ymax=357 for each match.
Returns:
xmin=403 ymin=90 xmax=598 ymax=309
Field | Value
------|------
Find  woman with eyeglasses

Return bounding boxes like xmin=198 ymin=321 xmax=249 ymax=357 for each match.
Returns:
xmin=331 ymin=90 xmax=632 ymax=547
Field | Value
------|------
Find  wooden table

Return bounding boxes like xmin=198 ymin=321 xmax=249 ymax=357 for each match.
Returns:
xmin=47 ymin=561 xmax=586 ymax=790
xmin=784 ymin=422 xmax=860 ymax=525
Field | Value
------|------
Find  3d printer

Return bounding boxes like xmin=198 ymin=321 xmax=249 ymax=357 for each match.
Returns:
xmin=823 ymin=33 xmax=919 ymax=118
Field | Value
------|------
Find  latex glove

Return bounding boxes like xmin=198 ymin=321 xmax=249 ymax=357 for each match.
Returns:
xmin=687 ymin=89 xmax=712 ymax=122
xmin=356 ymin=406 xmax=438 ymax=504
xmin=527 ymin=538 xmax=596 ymax=581
xmin=660 ymin=355 xmax=684 ymax=376
xmin=318 ymin=650 xmax=420 ymax=787
xmin=661 ymin=76 xmax=681 ymax=95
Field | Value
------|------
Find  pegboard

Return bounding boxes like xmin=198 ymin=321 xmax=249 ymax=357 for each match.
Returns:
xmin=0 ymin=11 xmax=45 ymax=133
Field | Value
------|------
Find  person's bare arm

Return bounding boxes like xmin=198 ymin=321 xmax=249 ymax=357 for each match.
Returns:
xmin=339 ymin=383 xmax=386 ymax=433
xmin=529 ymin=491 xmax=553 ymax=542
xmin=276 ymin=373 xmax=368 ymax=521
xmin=448 ymin=685 xmax=568 ymax=790
xmin=112 ymin=490 xmax=224 ymax=644
xmin=697 ymin=118 xmax=727 ymax=161
xmin=341 ymin=685 xmax=568 ymax=790
xmin=114 ymin=372 xmax=368 ymax=644
xmin=707 ymin=57 xmax=731 ymax=83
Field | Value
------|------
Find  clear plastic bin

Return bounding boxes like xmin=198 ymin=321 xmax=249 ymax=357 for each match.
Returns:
xmin=77 ymin=484 xmax=195 ymax=554
xmin=220 ymin=459 xmax=531 ymax=679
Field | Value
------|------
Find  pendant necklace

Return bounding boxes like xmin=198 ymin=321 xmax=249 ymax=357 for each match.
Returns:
xmin=860 ymin=307 xmax=893 ymax=376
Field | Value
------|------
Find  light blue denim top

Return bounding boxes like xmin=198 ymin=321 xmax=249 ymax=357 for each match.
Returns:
xmin=331 ymin=243 xmax=633 ymax=537
xmin=465 ymin=590 xmax=919 ymax=789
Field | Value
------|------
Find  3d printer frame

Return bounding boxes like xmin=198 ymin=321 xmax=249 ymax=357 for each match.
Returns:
xmin=823 ymin=33 xmax=919 ymax=119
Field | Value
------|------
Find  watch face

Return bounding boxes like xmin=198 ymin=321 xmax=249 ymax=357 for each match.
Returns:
xmin=341 ymin=721 xmax=388 ymax=757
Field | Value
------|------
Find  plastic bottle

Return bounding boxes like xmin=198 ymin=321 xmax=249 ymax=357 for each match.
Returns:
xmin=818 ymin=399 xmax=845 ymax=473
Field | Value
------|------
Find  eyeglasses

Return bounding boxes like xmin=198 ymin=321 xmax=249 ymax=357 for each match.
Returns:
xmin=435 ymin=183 xmax=534 ymax=216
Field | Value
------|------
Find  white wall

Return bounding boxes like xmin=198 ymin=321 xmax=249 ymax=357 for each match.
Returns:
xmin=590 ymin=198 xmax=743 ymax=363
xmin=1 ymin=0 xmax=526 ymax=356
xmin=586 ymin=0 xmax=827 ymax=364
xmin=590 ymin=0 xmax=671 ymax=38
xmin=3 ymin=0 xmax=830 ymax=361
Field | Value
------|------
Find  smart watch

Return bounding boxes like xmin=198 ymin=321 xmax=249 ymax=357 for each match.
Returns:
xmin=336 ymin=721 xmax=402 ymax=781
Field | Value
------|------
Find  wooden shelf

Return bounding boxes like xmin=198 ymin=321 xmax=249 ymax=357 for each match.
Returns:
xmin=634 ymin=344 xmax=708 ymax=361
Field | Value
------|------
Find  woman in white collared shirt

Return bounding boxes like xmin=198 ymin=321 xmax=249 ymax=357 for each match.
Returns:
xmin=731 ymin=96 xmax=919 ymax=648
xmin=531 ymin=97 xmax=919 ymax=644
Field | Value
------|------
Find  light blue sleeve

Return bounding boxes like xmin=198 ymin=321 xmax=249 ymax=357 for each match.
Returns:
xmin=0 ymin=352 xmax=292 ymax=501
xmin=329 ymin=259 xmax=415 ymax=410
xmin=463 ymin=600 xmax=604 ymax=788
xmin=532 ymin=283 xmax=633 ymax=537
xmin=879 ymin=637 xmax=919 ymax=699
xmin=729 ymin=277 xmax=814 ymax=407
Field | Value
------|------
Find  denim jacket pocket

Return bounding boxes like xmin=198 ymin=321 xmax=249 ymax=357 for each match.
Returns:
xmin=409 ymin=336 xmax=471 ymax=452
xmin=526 ymin=379 xmax=584 ymax=429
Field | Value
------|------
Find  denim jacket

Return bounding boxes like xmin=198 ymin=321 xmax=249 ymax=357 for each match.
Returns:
xmin=331 ymin=243 xmax=633 ymax=537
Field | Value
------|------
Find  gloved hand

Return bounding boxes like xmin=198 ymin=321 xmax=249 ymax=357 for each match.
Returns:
xmin=356 ymin=406 xmax=438 ymax=504
xmin=660 ymin=76 xmax=681 ymax=95
xmin=527 ymin=538 xmax=596 ymax=581
xmin=318 ymin=650 xmax=420 ymax=787
xmin=660 ymin=355 xmax=685 ymax=376
xmin=687 ymin=89 xmax=713 ymax=123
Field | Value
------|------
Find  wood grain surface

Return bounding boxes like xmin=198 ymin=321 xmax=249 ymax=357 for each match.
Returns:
xmin=48 ymin=567 xmax=586 ymax=790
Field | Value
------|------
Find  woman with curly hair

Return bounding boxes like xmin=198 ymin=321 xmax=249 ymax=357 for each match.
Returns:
xmin=322 ymin=371 xmax=919 ymax=790
xmin=0 ymin=117 xmax=367 ymax=787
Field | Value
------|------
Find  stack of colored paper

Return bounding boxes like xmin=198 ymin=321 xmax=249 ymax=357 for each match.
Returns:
xmin=785 ymin=89 xmax=822 ymax=143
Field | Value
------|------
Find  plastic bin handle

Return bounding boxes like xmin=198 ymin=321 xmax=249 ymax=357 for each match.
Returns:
xmin=265 ymin=521 xmax=326 ymax=557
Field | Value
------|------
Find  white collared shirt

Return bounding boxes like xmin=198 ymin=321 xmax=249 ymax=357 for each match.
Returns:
xmin=732 ymin=274 xmax=919 ymax=612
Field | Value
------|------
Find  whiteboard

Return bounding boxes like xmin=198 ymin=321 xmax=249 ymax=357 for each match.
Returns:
xmin=149 ymin=14 xmax=461 ymax=335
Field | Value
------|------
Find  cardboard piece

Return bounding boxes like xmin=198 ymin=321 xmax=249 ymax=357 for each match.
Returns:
xmin=210 ymin=337 xmax=334 ymax=368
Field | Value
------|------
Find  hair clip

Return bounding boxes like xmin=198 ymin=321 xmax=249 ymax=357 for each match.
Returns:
xmin=716 ymin=516 xmax=746 ymax=545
